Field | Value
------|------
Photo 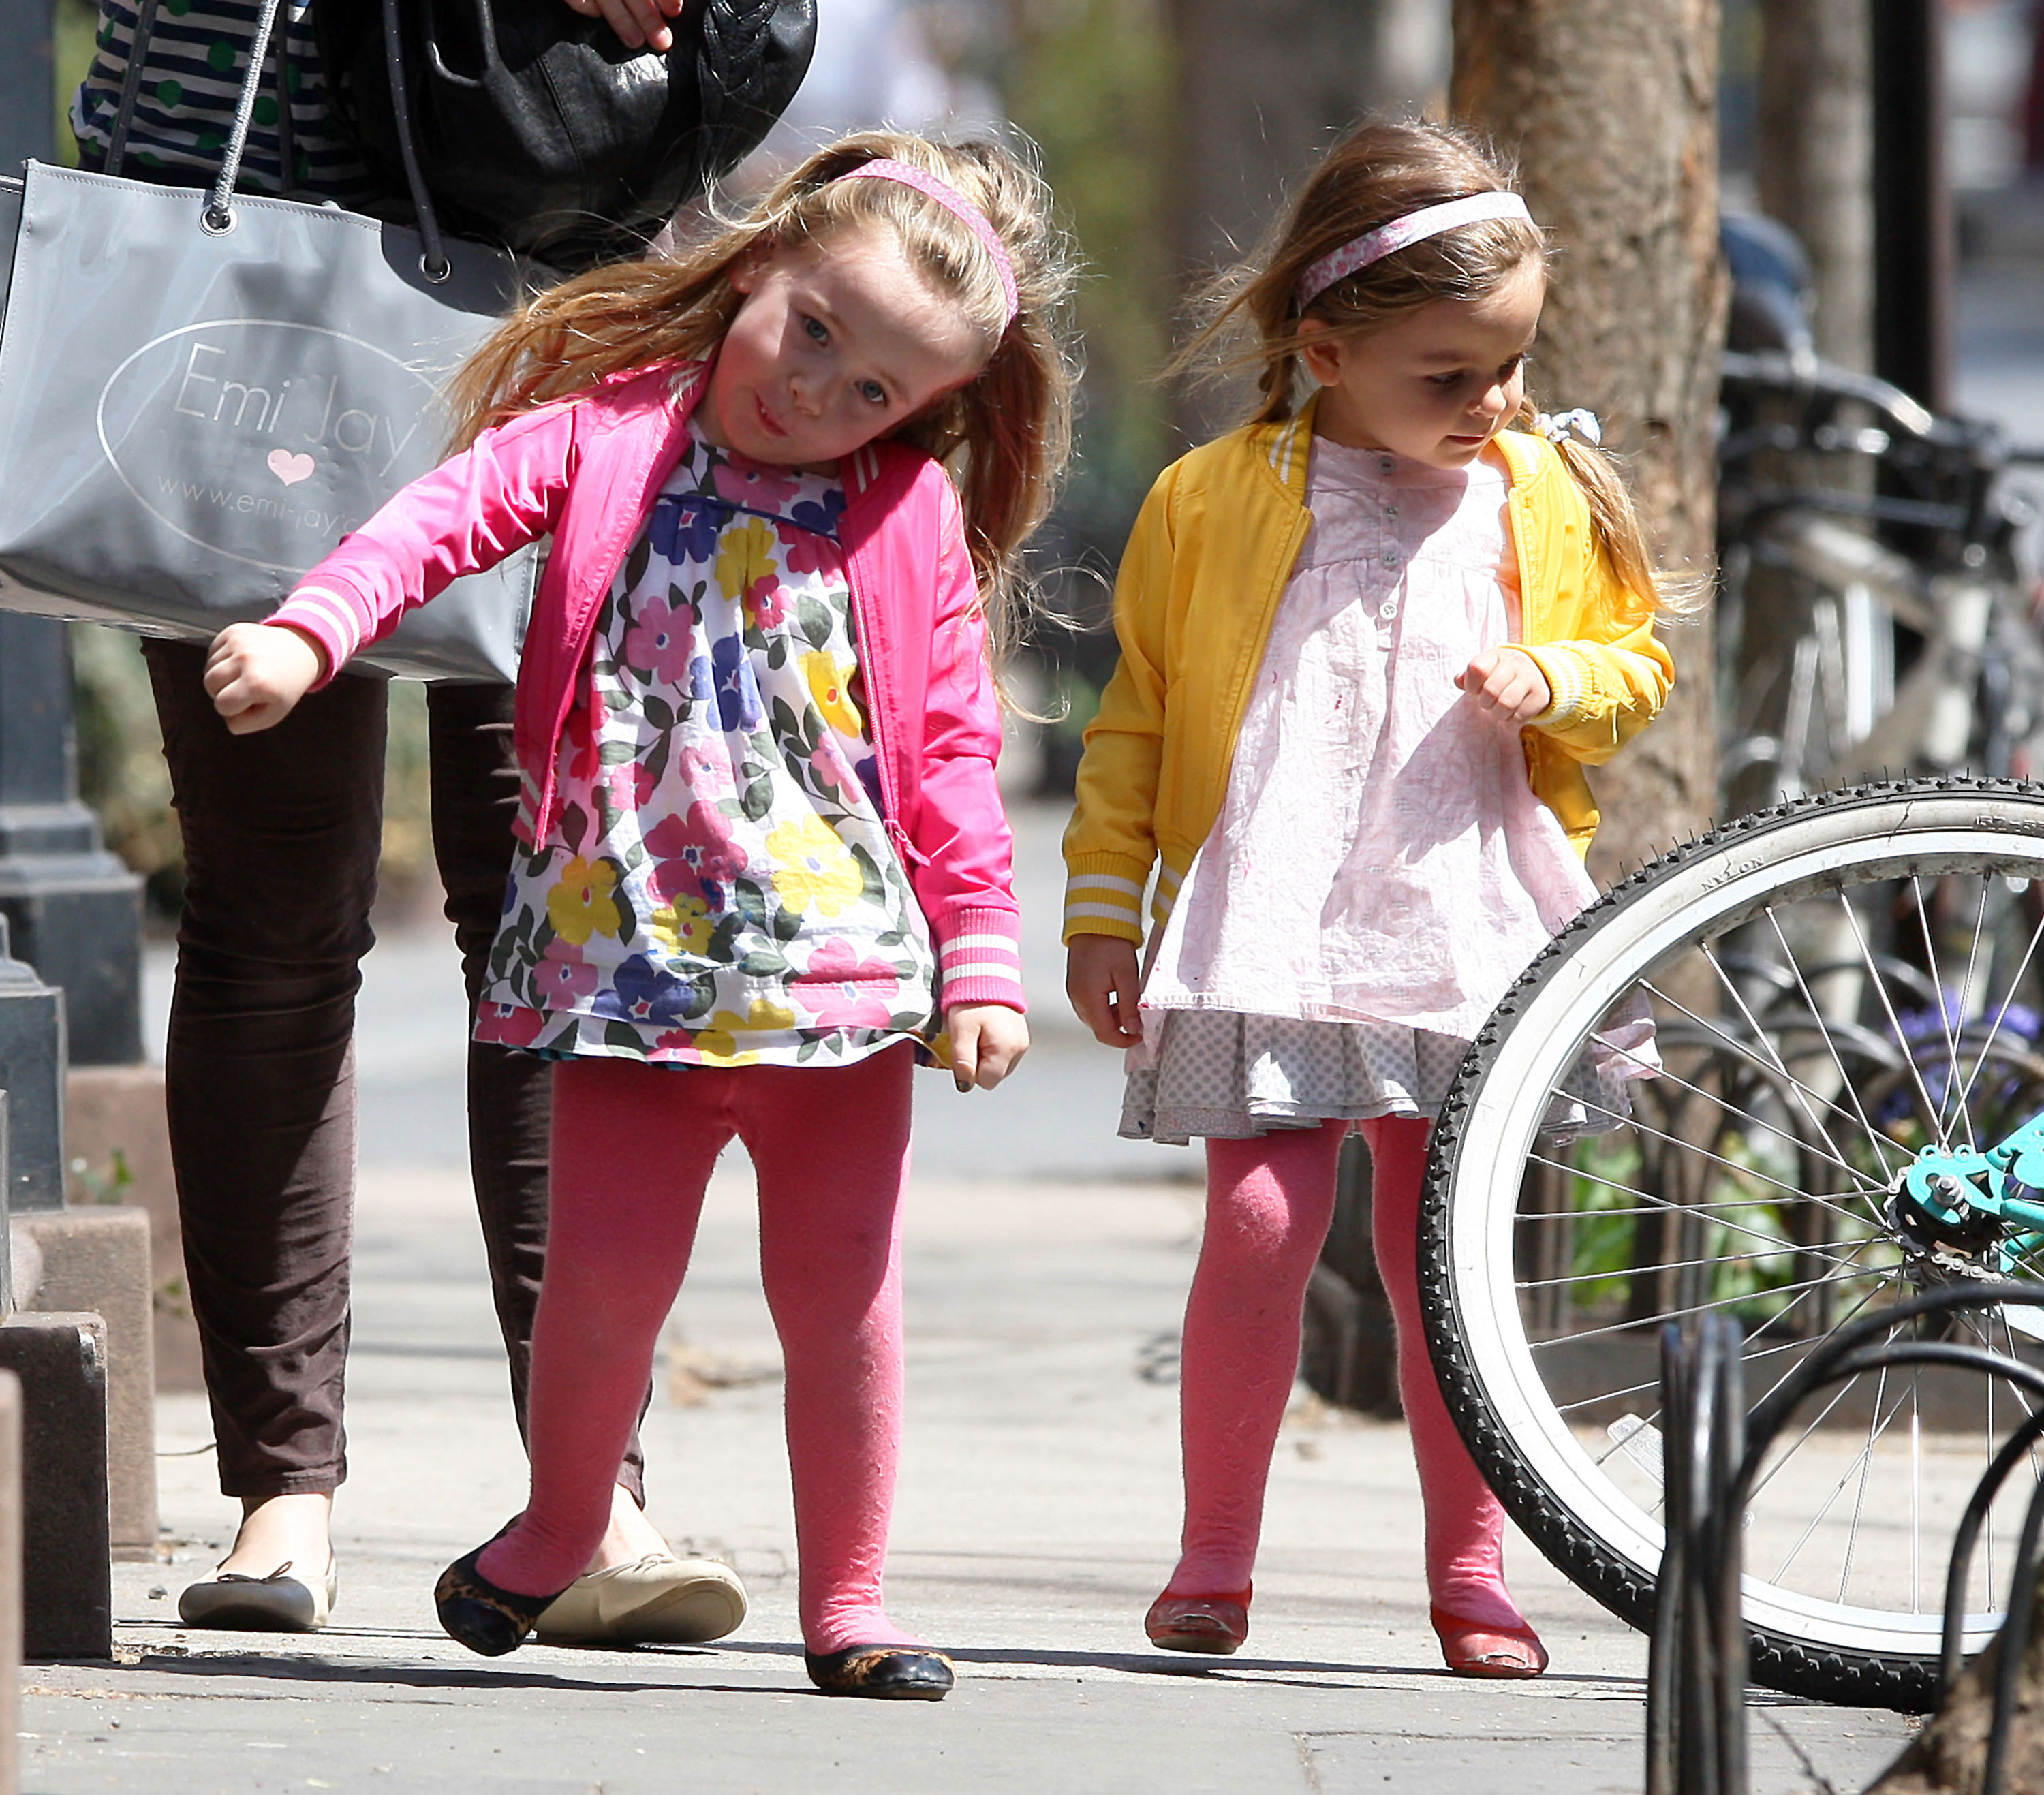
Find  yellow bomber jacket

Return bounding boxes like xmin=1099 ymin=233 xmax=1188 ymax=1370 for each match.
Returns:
xmin=1061 ymin=405 xmax=1677 ymax=946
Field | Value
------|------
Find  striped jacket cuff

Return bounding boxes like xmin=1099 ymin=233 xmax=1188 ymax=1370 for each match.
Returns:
xmin=1062 ymin=853 xmax=1149 ymax=946
xmin=935 ymin=908 xmax=1026 ymax=1012
xmin=268 ymin=584 xmax=366 ymax=689
xmin=1519 ymin=644 xmax=1592 ymax=733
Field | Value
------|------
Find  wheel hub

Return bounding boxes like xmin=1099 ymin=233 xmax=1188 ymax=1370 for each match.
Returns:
xmin=1885 ymin=1135 xmax=2044 ymax=1285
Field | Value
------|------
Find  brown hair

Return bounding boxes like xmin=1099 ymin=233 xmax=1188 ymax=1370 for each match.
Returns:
xmin=444 ymin=130 xmax=1078 ymax=666
xmin=1176 ymin=119 xmax=1674 ymax=621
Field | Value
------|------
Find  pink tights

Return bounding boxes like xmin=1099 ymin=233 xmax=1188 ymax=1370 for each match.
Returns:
xmin=1174 ymin=1115 xmax=1524 ymax=1630
xmin=477 ymin=1047 xmax=916 ymax=1655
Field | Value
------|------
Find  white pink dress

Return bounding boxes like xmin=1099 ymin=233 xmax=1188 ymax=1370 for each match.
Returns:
xmin=475 ymin=422 xmax=938 ymax=1069
xmin=1124 ymin=436 xmax=1633 ymax=1144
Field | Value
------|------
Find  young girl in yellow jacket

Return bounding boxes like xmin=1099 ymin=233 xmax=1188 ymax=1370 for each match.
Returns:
xmin=1062 ymin=120 xmax=1678 ymax=1679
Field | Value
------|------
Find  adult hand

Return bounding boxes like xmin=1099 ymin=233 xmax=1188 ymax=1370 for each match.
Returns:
xmin=1456 ymin=646 xmax=1552 ymax=725
xmin=1066 ymin=934 xmax=1144 ymax=1048
xmin=204 ymin=623 xmax=327 ymax=734
xmin=947 ymin=1003 xmax=1030 ymax=1092
xmin=557 ymin=0 xmax=685 ymax=54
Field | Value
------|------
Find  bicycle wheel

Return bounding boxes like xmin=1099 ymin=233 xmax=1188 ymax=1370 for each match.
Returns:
xmin=1421 ymin=777 xmax=2044 ymax=1708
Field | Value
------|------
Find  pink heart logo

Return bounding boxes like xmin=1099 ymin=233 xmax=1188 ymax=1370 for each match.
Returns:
xmin=266 ymin=449 xmax=315 ymax=487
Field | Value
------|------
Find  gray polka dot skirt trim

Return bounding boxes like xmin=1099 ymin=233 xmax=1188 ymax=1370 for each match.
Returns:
xmin=1119 ymin=1010 xmax=1465 ymax=1144
xmin=1120 ymin=1008 xmax=1637 ymax=1146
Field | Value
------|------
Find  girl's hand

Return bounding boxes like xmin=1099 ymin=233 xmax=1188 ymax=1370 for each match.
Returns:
xmin=1066 ymin=934 xmax=1144 ymax=1048
xmin=947 ymin=1003 xmax=1029 ymax=1092
xmin=204 ymin=623 xmax=328 ymax=735
xmin=557 ymin=0 xmax=685 ymax=52
xmin=1457 ymin=646 xmax=1552 ymax=725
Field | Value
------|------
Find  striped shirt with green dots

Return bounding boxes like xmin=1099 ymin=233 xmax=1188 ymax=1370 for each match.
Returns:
xmin=70 ymin=0 xmax=373 ymax=200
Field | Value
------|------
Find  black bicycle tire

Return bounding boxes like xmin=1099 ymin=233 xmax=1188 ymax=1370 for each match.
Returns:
xmin=1419 ymin=773 xmax=2044 ymax=1711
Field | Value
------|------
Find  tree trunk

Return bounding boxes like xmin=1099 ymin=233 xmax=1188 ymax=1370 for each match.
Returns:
xmin=1756 ymin=0 xmax=1874 ymax=369
xmin=1863 ymin=1583 xmax=2044 ymax=1794
xmin=1451 ymin=0 xmax=1726 ymax=880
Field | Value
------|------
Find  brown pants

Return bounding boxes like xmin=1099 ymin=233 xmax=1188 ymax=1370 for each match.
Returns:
xmin=145 ymin=642 xmax=646 ymax=1501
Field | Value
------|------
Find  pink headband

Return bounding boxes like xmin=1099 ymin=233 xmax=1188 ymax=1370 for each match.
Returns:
xmin=837 ymin=158 xmax=1020 ymax=326
xmin=1295 ymin=191 xmax=1535 ymax=310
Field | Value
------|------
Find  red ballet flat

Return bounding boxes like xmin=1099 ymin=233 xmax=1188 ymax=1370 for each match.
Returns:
xmin=1145 ymin=1585 xmax=1252 ymax=1655
xmin=1430 ymin=1604 xmax=1548 ymax=1679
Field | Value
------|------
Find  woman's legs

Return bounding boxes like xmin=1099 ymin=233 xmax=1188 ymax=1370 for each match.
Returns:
xmin=146 ymin=640 xmax=384 ymax=1574
xmin=478 ymin=1057 xmax=729 ymax=1598
xmin=1359 ymin=1114 xmax=1526 ymax=1633
xmin=1172 ymin=1121 xmax=1348 ymax=1593
xmin=425 ymin=684 xmax=655 ymax=1563
xmin=739 ymin=1049 xmax=915 ymax=1653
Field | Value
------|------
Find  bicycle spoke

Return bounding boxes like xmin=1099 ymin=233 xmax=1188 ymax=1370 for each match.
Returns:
xmin=1910 ymin=874 xmax=1974 ymax=1151
xmin=1564 ymin=1255 xmax=1889 ymax=1429
xmin=1939 ymin=880 xmax=1994 ymax=1140
xmin=1519 ymin=1240 xmax=1870 ymax=1295
xmin=1523 ymin=1153 xmax=1874 ymax=1268
xmin=1838 ymin=890 xmax=1949 ymax=1149
xmin=1620 ymin=992 xmax=1890 ymax=1198
xmin=1911 ymin=1394 xmax=1921 ymax=1614
xmin=1839 ymin=1357 xmax=1891 ymax=1601
xmin=1567 ymin=1093 xmax=1874 ymax=1216
xmin=1526 ymin=1266 xmax=1863 ymax=1351
xmin=1953 ymin=894 xmax=2044 ymax=1123
xmin=1530 ymin=1128 xmax=1875 ymax=1236
xmin=1678 ymin=948 xmax=1893 ymax=1190
xmin=1770 ymin=1340 xmax=1915 ymax=1585
xmin=1763 ymin=905 xmax=1904 ymax=1181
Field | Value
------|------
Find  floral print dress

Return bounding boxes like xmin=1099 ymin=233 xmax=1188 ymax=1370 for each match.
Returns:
xmin=474 ymin=423 xmax=939 ymax=1068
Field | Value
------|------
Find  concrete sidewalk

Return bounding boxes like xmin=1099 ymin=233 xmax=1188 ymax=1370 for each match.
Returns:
xmin=20 ymin=1156 xmax=1913 ymax=1794
xmin=72 ymin=797 xmax=1919 ymax=1792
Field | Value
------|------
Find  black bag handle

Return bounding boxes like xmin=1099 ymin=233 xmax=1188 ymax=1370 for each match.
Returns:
xmin=378 ymin=0 xmax=454 ymax=278
xmin=104 ymin=0 xmax=450 ymax=282
xmin=103 ymin=0 xmax=168 ymax=174
xmin=420 ymin=0 xmax=499 ymax=93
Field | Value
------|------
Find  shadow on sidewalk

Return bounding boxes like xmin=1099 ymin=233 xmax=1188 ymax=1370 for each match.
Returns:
xmin=107 ymin=1631 xmax=1679 ymax=1701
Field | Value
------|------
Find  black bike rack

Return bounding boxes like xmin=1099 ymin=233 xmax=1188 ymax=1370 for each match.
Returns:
xmin=1647 ymin=1283 xmax=2044 ymax=1795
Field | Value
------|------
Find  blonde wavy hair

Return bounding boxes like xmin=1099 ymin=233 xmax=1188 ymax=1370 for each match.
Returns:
xmin=444 ymin=130 xmax=1079 ymax=665
xmin=1176 ymin=119 xmax=1681 ymax=621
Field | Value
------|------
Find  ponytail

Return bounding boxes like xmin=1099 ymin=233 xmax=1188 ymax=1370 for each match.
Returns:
xmin=1517 ymin=401 xmax=1706 ymax=621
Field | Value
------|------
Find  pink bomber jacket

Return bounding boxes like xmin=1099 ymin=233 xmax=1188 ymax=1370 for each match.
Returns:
xmin=270 ymin=360 xmax=1026 ymax=1014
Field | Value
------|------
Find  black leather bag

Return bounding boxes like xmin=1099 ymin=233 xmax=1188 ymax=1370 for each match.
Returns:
xmin=318 ymin=0 xmax=816 ymax=269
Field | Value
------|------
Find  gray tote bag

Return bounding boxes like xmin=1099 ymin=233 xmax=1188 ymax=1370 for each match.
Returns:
xmin=0 ymin=0 xmax=536 ymax=681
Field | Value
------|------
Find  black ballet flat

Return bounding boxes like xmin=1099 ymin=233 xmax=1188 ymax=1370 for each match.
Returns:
xmin=805 ymin=1644 xmax=956 ymax=1700
xmin=434 ymin=1538 xmax=571 ymax=1658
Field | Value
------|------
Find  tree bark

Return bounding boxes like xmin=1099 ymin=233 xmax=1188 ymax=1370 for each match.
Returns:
xmin=1756 ymin=0 xmax=1874 ymax=370
xmin=1451 ymin=0 xmax=1726 ymax=880
xmin=1863 ymin=1586 xmax=2044 ymax=1794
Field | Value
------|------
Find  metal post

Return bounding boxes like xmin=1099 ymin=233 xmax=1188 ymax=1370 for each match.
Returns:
xmin=0 ymin=622 xmax=143 ymax=1067
xmin=0 ymin=0 xmax=145 ymax=1068
xmin=1870 ymin=0 xmax=1954 ymax=410
xmin=0 ymin=0 xmax=52 ymax=182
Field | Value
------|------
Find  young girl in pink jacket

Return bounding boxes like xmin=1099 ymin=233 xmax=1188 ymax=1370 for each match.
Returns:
xmin=201 ymin=130 xmax=1074 ymax=1702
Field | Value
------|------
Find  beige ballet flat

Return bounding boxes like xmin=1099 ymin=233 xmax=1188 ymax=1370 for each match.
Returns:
xmin=177 ymin=1557 xmax=337 ymax=1632
xmin=533 ymin=1553 xmax=747 ymax=1647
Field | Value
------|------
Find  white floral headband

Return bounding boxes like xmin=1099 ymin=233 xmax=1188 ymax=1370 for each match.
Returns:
xmin=1295 ymin=191 xmax=1536 ymax=311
